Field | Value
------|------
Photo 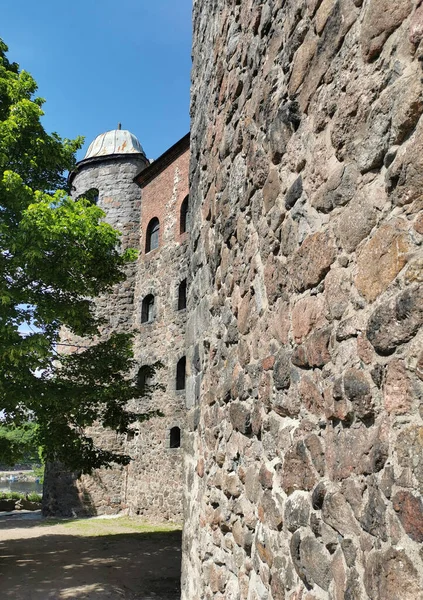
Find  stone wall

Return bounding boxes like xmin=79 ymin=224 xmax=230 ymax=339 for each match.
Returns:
xmin=71 ymin=147 xmax=189 ymax=522
xmin=43 ymin=155 xmax=147 ymax=517
xmin=126 ymin=144 xmax=190 ymax=521
xmin=44 ymin=144 xmax=190 ymax=521
xmin=68 ymin=155 xmax=147 ymax=335
xmin=183 ymin=1 xmax=423 ymax=598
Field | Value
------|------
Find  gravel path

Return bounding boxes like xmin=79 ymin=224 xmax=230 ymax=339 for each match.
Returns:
xmin=0 ymin=512 xmax=181 ymax=599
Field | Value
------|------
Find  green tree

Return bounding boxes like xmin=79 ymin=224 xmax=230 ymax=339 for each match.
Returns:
xmin=0 ymin=422 xmax=40 ymax=466
xmin=0 ymin=40 xmax=156 ymax=472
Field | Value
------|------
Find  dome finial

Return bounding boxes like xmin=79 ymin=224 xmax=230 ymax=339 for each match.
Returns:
xmin=118 ymin=122 xmax=122 ymax=130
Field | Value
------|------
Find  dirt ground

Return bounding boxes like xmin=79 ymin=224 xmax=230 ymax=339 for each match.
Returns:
xmin=0 ymin=511 xmax=182 ymax=599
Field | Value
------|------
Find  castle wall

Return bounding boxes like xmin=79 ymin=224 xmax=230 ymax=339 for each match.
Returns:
xmin=73 ymin=151 xmax=189 ymax=522
xmin=43 ymin=143 xmax=190 ymax=521
xmin=43 ymin=155 xmax=147 ymax=517
xmin=125 ymin=146 xmax=190 ymax=521
xmin=183 ymin=1 xmax=423 ymax=598
xmin=72 ymin=157 xmax=147 ymax=515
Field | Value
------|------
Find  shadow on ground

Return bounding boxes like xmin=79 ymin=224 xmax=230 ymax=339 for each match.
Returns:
xmin=0 ymin=510 xmax=44 ymax=529
xmin=0 ymin=514 xmax=181 ymax=599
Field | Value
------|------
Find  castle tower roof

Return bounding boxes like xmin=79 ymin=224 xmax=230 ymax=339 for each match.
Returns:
xmin=69 ymin=126 xmax=148 ymax=187
xmin=83 ymin=127 xmax=146 ymax=160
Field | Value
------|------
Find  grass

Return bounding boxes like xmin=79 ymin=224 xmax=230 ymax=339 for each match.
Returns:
xmin=27 ymin=492 xmax=42 ymax=502
xmin=41 ymin=515 xmax=182 ymax=537
xmin=0 ymin=491 xmax=22 ymax=500
xmin=0 ymin=491 xmax=42 ymax=502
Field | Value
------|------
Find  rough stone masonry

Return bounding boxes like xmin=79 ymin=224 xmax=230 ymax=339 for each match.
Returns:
xmin=182 ymin=0 xmax=423 ymax=598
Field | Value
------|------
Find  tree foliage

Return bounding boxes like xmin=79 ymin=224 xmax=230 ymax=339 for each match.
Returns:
xmin=0 ymin=40 xmax=156 ymax=473
xmin=0 ymin=422 xmax=40 ymax=466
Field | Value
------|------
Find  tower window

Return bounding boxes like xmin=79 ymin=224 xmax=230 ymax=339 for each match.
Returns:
xmin=178 ymin=279 xmax=187 ymax=311
xmin=78 ymin=188 xmax=99 ymax=204
xmin=176 ymin=356 xmax=186 ymax=391
xmin=169 ymin=426 xmax=181 ymax=449
xmin=146 ymin=217 xmax=160 ymax=253
xmin=141 ymin=294 xmax=155 ymax=323
xmin=180 ymin=195 xmax=189 ymax=234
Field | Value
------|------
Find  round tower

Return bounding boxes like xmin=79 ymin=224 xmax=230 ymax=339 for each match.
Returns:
xmin=71 ymin=127 xmax=148 ymax=236
xmin=69 ymin=127 xmax=149 ymax=332
xmin=42 ymin=128 xmax=149 ymax=518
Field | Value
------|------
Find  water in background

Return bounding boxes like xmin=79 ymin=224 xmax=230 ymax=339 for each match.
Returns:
xmin=0 ymin=480 xmax=43 ymax=495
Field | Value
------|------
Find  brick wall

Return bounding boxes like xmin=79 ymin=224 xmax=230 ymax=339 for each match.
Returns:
xmin=139 ymin=148 xmax=190 ymax=252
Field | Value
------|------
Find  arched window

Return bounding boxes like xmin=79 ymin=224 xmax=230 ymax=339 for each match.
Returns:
xmin=178 ymin=279 xmax=187 ymax=311
xmin=78 ymin=188 xmax=99 ymax=204
xmin=137 ymin=365 xmax=154 ymax=392
xmin=180 ymin=195 xmax=189 ymax=234
xmin=170 ymin=426 xmax=181 ymax=449
xmin=141 ymin=294 xmax=155 ymax=323
xmin=176 ymin=356 xmax=186 ymax=391
xmin=146 ymin=217 xmax=160 ymax=253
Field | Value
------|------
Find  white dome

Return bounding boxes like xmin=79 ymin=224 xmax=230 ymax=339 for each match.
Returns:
xmin=84 ymin=129 xmax=145 ymax=159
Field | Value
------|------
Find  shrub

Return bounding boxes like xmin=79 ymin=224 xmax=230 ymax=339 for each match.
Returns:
xmin=0 ymin=491 xmax=42 ymax=503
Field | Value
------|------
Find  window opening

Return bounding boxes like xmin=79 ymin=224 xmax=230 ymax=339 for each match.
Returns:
xmin=176 ymin=356 xmax=186 ymax=391
xmin=170 ymin=426 xmax=181 ymax=449
xmin=146 ymin=217 xmax=160 ymax=253
xmin=137 ymin=366 xmax=153 ymax=391
xmin=77 ymin=188 xmax=99 ymax=204
xmin=178 ymin=279 xmax=187 ymax=311
xmin=180 ymin=195 xmax=189 ymax=234
xmin=141 ymin=294 xmax=155 ymax=323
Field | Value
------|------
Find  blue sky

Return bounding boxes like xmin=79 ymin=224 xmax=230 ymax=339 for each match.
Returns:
xmin=2 ymin=0 xmax=193 ymax=160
